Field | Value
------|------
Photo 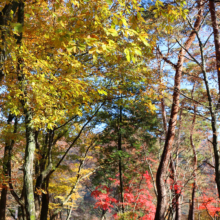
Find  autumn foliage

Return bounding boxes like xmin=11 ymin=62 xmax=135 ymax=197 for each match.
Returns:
xmin=0 ymin=0 xmax=220 ymax=219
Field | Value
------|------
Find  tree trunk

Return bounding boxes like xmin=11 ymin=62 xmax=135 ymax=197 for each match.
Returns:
xmin=208 ymin=0 xmax=220 ymax=200
xmin=161 ymin=97 xmax=167 ymax=135
xmin=0 ymin=1 xmax=18 ymax=81
xmin=208 ymin=0 xmax=220 ymax=99
xmin=0 ymin=188 xmax=7 ymax=220
xmin=24 ymin=109 xmax=36 ymax=220
xmin=0 ymin=114 xmax=15 ymax=220
xmin=188 ymin=86 xmax=197 ymax=220
xmin=175 ymin=194 xmax=181 ymax=220
xmin=34 ymin=174 xmax=43 ymax=219
xmin=118 ymin=105 xmax=124 ymax=213
xmin=34 ymin=131 xmax=52 ymax=219
xmin=16 ymin=2 xmax=36 ymax=220
xmin=40 ymin=178 xmax=50 ymax=220
xmin=154 ymin=2 xmax=203 ymax=219
xmin=169 ymin=158 xmax=181 ymax=220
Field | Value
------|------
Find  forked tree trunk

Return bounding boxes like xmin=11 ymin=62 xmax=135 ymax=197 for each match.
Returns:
xmin=154 ymin=2 xmax=204 ymax=219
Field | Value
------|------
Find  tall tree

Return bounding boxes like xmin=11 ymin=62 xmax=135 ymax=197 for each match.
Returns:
xmin=155 ymin=1 xmax=204 ymax=219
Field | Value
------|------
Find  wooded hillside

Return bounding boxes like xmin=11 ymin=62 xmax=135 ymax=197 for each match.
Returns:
xmin=0 ymin=0 xmax=220 ymax=219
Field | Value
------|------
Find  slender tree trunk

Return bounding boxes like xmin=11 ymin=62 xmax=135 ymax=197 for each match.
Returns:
xmin=118 ymin=105 xmax=124 ymax=213
xmin=34 ymin=131 xmax=50 ymax=219
xmin=40 ymin=192 xmax=49 ymax=220
xmin=154 ymin=2 xmax=203 ymax=219
xmin=0 ymin=115 xmax=14 ymax=220
xmin=18 ymin=206 xmax=25 ymax=220
xmin=34 ymin=174 xmax=42 ymax=219
xmin=202 ymin=69 xmax=220 ymax=198
xmin=101 ymin=210 xmax=107 ymax=220
xmin=66 ymin=200 xmax=73 ymax=220
xmin=0 ymin=188 xmax=7 ymax=220
xmin=39 ymin=130 xmax=54 ymax=220
xmin=161 ymin=91 xmax=181 ymax=220
xmin=34 ymin=131 xmax=41 ymax=219
xmin=208 ymin=0 xmax=220 ymax=199
xmin=161 ymin=97 xmax=167 ymax=135
xmin=0 ymin=115 xmax=18 ymax=220
xmin=188 ymin=85 xmax=197 ymax=220
xmin=169 ymin=158 xmax=175 ymax=219
xmin=175 ymin=194 xmax=181 ymax=220
xmin=169 ymin=158 xmax=181 ymax=220
xmin=175 ymin=105 xmax=183 ymax=173
xmin=161 ymin=77 xmax=182 ymax=220
xmin=0 ymin=1 xmax=18 ymax=81
xmin=172 ymin=107 xmax=183 ymax=220
xmin=40 ymin=177 xmax=50 ymax=220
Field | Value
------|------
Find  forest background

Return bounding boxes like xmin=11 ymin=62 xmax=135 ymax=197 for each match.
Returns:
xmin=0 ymin=0 xmax=220 ymax=219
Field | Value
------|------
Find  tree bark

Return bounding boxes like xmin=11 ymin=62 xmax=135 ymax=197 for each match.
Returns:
xmin=0 ymin=114 xmax=14 ymax=220
xmin=154 ymin=2 xmax=203 ymax=219
xmin=208 ymin=0 xmax=220 ymax=200
xmin=208 ymin=0 xmax=220 ymax=100
xmin=24 ymin=110 xmax=36 ymax=220
xmin=161 ymin=97 xmax=167 ymax=135
xmin=16 ymin=2 xmax=36 ymax=220
xmin=40 ymin=178 xmax=50 ymax=220
xmin=0 ymin=188 xmax=7 ymax=220
xmin=169 ymin=158 xmax=182 ymax=220
xmin=34 ymin=131 xmax=51 ymax=219
xmin=34 ymin=132 xmax=42 ymax=220
xmin=0 ymin=115 xmax=18 ymax=220
xmin=0 ymin=1 xmax=18 ymax=81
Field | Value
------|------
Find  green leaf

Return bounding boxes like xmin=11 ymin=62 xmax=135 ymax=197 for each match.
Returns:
xmin=106 ymin=0 xmax=112 ymax=4
xmin=13 ymin=23 xmax=23 ymax=33
xmin=25 ymin=13 xmax=30 ymax=18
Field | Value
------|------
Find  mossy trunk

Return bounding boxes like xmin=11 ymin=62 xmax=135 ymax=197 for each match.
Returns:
xmin=16 ymin=2 xmax=36 ymax=219
xmin=24 ymin=110 xmax=36 ymax=220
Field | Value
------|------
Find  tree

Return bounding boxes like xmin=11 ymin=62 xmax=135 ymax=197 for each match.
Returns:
xmin=0 ymin=0 xmax=158 ymax=219
xmin=155 ymin=1 xmax=204 ymax=218
xmin=89 ymin=91 xmax=158 ymax=219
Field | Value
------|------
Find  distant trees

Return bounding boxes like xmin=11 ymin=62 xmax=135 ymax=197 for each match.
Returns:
xmin=90 ymin=95 xmax=158 ymax=219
